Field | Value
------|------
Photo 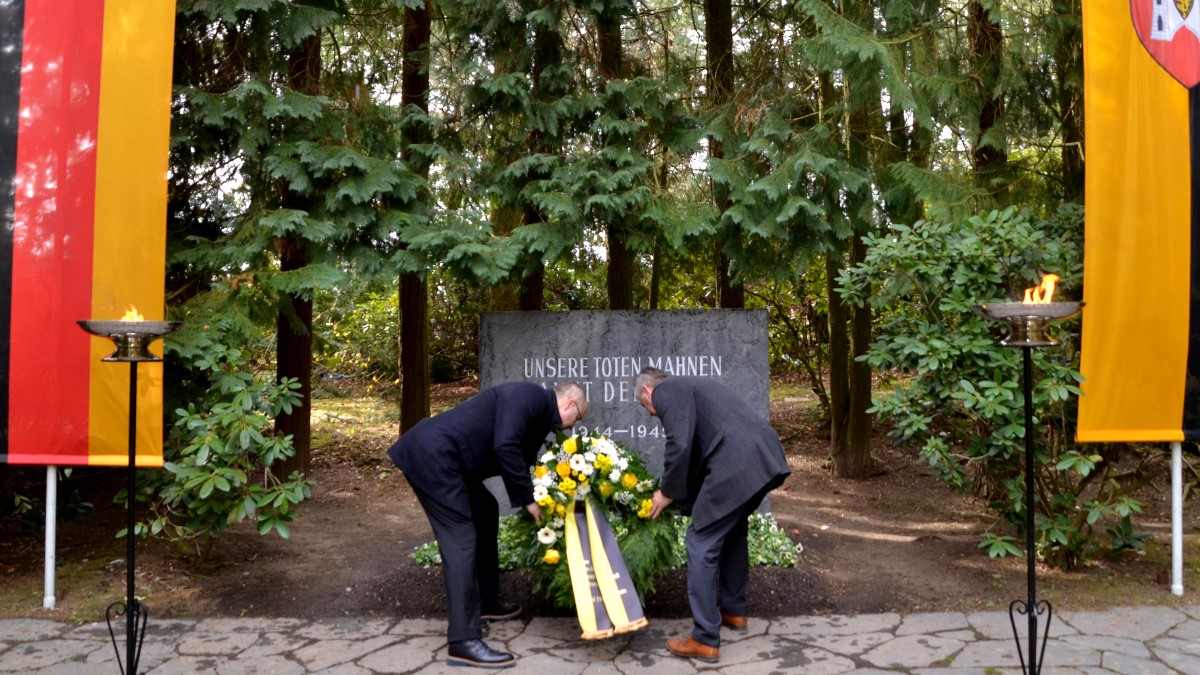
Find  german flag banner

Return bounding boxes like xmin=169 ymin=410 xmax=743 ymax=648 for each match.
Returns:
xmin=1078 ymin=0 xmax=1199 ymax=442
xmin=564 ymin=499 xmax=648 ymax=640
xmin=0 ymin=0 xmax=176 ymax=466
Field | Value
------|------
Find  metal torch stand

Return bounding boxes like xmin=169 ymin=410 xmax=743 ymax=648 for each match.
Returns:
xmin=77 ymin=318 xmax=179 ymax=675
xmin=107 ymin=361 xmax=147 ymax=675
xmin=1009 ymin=347 xmax=1052 ymax=675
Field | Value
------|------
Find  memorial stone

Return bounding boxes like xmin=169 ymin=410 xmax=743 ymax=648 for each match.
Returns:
xmin=479 ymin=309 xmax=770 ymax=509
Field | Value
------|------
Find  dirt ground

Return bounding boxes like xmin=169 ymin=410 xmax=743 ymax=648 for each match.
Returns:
xmin=2 ymin=379 xmax=1198 ymax=623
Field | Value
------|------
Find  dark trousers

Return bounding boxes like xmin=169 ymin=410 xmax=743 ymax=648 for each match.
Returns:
xmin=685 ymin=485 xmax=773 ymax=647
xmin=406 ymin=476 xmax=501 ymax=643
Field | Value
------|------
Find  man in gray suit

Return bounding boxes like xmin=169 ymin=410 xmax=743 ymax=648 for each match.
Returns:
xmin=633 ymin=367 xmax=790 ymax=663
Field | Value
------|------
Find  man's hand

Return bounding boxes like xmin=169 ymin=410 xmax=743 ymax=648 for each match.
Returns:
xmin=649 ymin=489 xmax=673 ymax=520
xmin=525 ymin=502 xmax=543 ymax=523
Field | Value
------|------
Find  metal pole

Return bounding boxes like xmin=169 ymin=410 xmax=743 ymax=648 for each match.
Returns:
xmin=43 ymin=465 xmax=57 ymax=609
xmin=1172 ymin=441 xmax=1184 ymax=596
xmin=1009 ymin=347 xmax=1051 ymax=675
xmin=126 ymin=362 xmax=137 ymax=674
xmin=1023 ymin=347 xmax=1038 ymax=674
xmin=104 ymin=362 xmax=146 ymax=675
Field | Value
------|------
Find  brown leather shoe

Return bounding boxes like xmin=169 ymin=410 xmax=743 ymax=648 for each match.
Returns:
xmin=720 ymin=611 xmax=748 ymax=632
xmin=666 ymin=635 xmax=719 ymax=663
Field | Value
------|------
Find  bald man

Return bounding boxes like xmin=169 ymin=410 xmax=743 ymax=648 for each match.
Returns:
xmin=388 ymin=381 xmax=588 ymax=668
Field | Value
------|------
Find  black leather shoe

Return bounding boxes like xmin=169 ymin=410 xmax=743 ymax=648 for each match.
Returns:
xmin=480 ymin=601 xmax=522 ymax=622
xmin=447 ymin=639 xmax=515 ymax=668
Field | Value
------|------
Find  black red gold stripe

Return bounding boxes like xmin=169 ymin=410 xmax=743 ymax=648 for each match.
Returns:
xmin=0 ymin=0 xmax=25 ymax=462
xmin=0 ymin=0 xmax=174 ymax=466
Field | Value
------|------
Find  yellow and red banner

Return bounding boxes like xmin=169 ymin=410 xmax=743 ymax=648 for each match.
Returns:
xmin=1078 ymin=0 xmax=1199 ymax=441
xmin=0 ymin=0 xmax=176 ymax=466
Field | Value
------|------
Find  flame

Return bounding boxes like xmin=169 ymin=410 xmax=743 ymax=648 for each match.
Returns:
xmin=120 ymin=305 xmax=144 ymax=321
xmin=1022 ymin=274 xmax=1059 ymax=304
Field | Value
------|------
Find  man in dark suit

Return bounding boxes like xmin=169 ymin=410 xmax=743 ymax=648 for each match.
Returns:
xmin=633 ymin=367 xmax=790 ymax=664
xmin=388 ymin=381 xmax=587 ymax=669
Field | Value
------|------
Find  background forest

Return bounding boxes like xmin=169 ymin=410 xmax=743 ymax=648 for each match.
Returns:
xmin=9 ymin=0 xmax=1194 ymax=574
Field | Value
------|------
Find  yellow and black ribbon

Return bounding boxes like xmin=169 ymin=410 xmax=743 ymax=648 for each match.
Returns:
xmin=564 ymin=498 xmax=648 ymax=640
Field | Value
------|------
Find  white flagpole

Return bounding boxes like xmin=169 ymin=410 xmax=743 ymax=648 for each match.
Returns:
xmin=1171 ymin=442 xmax=1184 ymax=596
xmin=43 ymin=465 xmax=57 ymax=609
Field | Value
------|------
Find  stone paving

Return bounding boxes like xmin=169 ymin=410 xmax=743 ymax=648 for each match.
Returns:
xmin=1 ymin=605 xmax=1198 ymax=674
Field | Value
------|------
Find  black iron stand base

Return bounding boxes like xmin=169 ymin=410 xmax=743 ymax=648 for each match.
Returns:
xmin=1009 ymin=598 xmax=1052 ymax=674
xmin=106 ymin=599 xmax=147 ymax=675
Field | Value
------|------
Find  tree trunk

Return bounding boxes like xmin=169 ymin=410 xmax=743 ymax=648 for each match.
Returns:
xmin=826 ymin=249 xmax=850 ymax=457
xmin=705 ymin=0 xmax=742 ymax=309
xmin=839 ymin=234 xmax=873 ymax=477
xmin=828 ymin=34 xmax=876 ymax=478
xmin=399 ymin=272 xmax=429 ymax=432
xmin=968 ymin=0 xmax=1007 ymax=183
xmin=275 ymin=237 xmax=313 ymax=479
xmin=273 ymin=33 xmax=321 ymax=479
xmin=399 ymin=1 xmax=431 ymax=433
xmin=598 ymin=8 xmax=634 ymax=310
xmin=649 ymin=238 xmax=661 ymax=310
xmin=607 ymin=223 xmax=634 ymax=309
xmin=1056 ymin=0 xmax=1084 ymax=203
xmin=489 ymin=205 xmax=524 ymax=312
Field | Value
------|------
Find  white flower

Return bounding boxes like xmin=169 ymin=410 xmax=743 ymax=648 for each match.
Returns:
xmin=593 ymin=438 xmax=618 ymax=456
xmin=636 ymin=480 xmax=655 ymax=491
xmin=569 ymin=454 xmax=591 ymax=474
xmin=552 ymin=517 xmax=564 ymax=529
xmin=540 ymin=451 xmax=555 ymax=464
xmin=536 ymin=473 xmax=556 ymax=488
xmin=537 ymin=527 xmax=557 ymax=545
xmin=575 ymin=483 xmax=591 ymax=500
xmin=609 ymin=469 xmax=622 ymax=483
xmin=584 ymin=451 xmax=596 ymax=463
xmin=533 ymin=485 xmax=548 ymax=502
xmin=616 ymin=457 xmax=629 ymax=471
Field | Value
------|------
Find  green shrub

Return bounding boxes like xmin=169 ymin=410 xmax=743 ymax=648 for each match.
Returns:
xmin=840 ymin=205 xmax=1151 ymax=569
xmin=131 ymin=334 xmax=313 ymax=565
xmin=317 ymin=286 xmax=400 ymax=386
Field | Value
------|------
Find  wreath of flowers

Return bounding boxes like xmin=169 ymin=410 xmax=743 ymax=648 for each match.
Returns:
xmin=508 ymin=430 xmax=680 ymax=608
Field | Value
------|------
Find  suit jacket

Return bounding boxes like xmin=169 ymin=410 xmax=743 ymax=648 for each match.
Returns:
xmin=652 ymin=377 xmax=790 ymax=529
xmin=387 ymin=382 xmax=562 ymax=516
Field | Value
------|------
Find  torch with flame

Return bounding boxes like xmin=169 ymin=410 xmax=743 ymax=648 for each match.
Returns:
xmin=973 ymin=272 xmax=1079 ymax=347
xmin=78 ymin=306 xmax=180 ymax=361
xmin=1023 ymin=274 xmax=1059 ymax=305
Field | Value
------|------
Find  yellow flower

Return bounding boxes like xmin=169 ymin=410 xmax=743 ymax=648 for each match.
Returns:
xmin=543 ymin=548 xmax=561 ymax=565
xmin=556 ymin=461 xmax=572 ymax=478
xmin=560 ymin=477 xmax=577 ymax=494
xmin=534 ymin=466 xmax=548 ymax=479
xmin=563 ymin=437 xmax=578 ymax=454
xmin=594 ymin=455 xmax=612 ymax=473
xmin=637 ymin=498 xmax=653 ymax=519
xmin=555 ymin=504 xmax=566 ymax=517
xmin=537 ymin=494 xmax=555 ymax=508
xmin=598 ymin=482 xmax=615 ymax=498
xmin=621 ymin=472 xmax=639 ymax=489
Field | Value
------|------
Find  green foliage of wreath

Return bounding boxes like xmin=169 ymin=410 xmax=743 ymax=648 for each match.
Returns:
xmin=506 ymin=431 xmax=680 ymax=609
